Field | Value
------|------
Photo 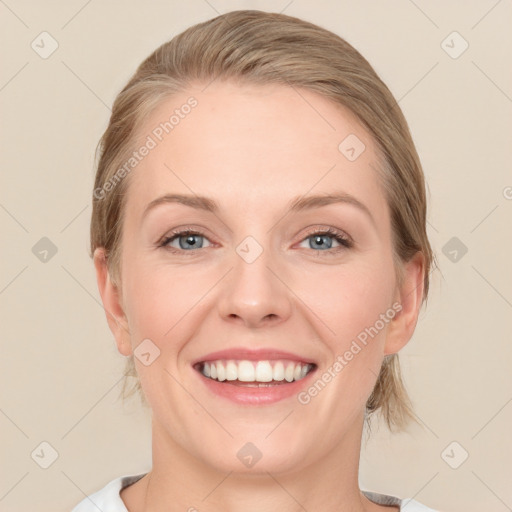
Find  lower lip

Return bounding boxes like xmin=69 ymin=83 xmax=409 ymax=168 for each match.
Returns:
xmin=194 ymin=367 xmax=317 ymax=405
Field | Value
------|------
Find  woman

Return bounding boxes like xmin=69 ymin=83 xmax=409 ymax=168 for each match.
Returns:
xmin=73 ymin=10 xmax=438 ymax=512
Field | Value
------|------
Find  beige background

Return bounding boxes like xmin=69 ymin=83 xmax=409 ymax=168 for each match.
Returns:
xmin=1 ymin=1 xmax=511 ymax=511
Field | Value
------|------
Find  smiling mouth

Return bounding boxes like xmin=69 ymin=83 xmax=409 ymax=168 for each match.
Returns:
xmin=193 ymin=359 xmax=316 ymax=386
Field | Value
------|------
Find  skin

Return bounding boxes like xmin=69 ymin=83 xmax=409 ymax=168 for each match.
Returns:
xmin=94 ymin=80 xmax=424 ymax=512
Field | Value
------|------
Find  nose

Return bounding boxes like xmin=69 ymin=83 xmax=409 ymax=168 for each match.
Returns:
xmin=217 ymin=243 xmax=293 ymax=329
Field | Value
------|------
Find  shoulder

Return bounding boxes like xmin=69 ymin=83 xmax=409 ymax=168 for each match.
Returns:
xmin=70 ymin=473 xmax=147 ymax=512
xmin=362 ymin=490 xmax=439 ymax=511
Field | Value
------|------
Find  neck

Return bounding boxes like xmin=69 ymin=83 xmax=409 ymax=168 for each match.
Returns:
xmin=138 ymin=412 xmax=378 ymax=512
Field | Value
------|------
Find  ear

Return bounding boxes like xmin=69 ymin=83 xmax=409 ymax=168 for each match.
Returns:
xmin=93 ymin=247 xmax=132 ymax=357
xmin=384 ymin=251 xmax=425 ymax=355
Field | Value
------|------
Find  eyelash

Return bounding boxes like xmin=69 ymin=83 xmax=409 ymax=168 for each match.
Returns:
xmin=158 ymin=226 xmax=353 ymax=256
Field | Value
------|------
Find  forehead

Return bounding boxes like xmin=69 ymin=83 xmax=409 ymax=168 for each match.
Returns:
xmin=125 ymin=81 xmax=388 ymax=221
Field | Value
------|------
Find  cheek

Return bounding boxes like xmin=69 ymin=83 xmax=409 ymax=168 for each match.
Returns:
xmin=296 ymin=261 xmax=396 ymax=416
xmin=122 ymin=256 xmax=213 ymax=351
xmin=296 ymin=256 xmax=396 ymax=403
xmin=298 ymin=256 xmax=396 ymax=342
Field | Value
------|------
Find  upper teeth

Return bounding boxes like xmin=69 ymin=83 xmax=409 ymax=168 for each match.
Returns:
xmin=200 ymin=360 xmax=313 ymax=383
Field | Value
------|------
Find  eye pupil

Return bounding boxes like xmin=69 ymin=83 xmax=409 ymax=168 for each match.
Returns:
xmin=311 ymin=234 xmax=332 ymax=250
xmin=163 ymin=229 xmax=349 ymax=254
xmin=180 ymin=234 xmax=201 ymax=249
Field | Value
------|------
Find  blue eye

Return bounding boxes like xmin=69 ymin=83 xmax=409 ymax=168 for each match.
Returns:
xmin=299 ymin=228 xmax=353 ymax=253
xmin=160 ymin=230 xmax=210 ymax=251
xmin=159 ymin=227 xmax=353 ymax=255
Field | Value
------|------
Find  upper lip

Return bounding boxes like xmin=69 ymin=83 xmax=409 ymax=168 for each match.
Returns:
xmin=192 ymin=348 xmax=317 ymax=366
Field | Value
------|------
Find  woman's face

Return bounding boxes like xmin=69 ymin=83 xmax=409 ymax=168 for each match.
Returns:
xmin=96 ymin=81 xmax=423 ymax=474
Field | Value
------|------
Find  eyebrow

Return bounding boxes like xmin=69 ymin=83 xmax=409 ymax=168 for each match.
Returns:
xmin=142 ymin=192 xmax=376 ymax=227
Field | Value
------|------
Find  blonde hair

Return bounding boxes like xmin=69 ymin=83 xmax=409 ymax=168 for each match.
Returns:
xmin=90 ymin=10 xmax=436 ymax=432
